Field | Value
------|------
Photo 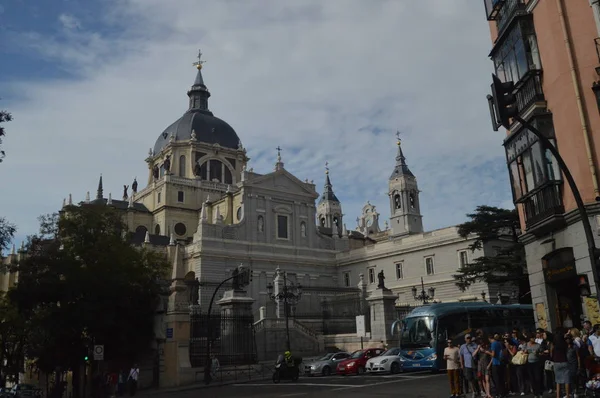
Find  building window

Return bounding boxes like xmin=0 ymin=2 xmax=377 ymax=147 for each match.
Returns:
xmin=179 ymin=155 xmax=186 ymax=177
xmin=177 ymin=191 xmax=184 ymax=203
xmin=409 ymin=193 xmax=416 ymax=209
xmin=368 ymin=268 xmax=375 ymax=284
xmin=459 ymin=251 xmax=468 ymax=268
xmin=344 ymin=272 xmax=350 ymax=287
xmin=257 ymin=215 xmax=264 ymax=232
xmin=492 ymin=18 xmax=542 ymax=85
xmin=236 ymin=207 xmax=242 ymax=221
xmin=394 ymin=193 xmax=401 ymax=209
xmin=157 ymin=192 xmax=161 ymax=203
xmin=154 ymin=224 xmax=160 ymax=235
xmin=396 ymin=262 xmax=404 ymax=279
xmin=135 ymin=225 xmax=147 ymax=236
xmin=425 ymin=256 xmax=434 ymax=276
xmin=277 ymin=215 xmax=288 ymax=239
xmin=174 ymin=223 xmax=186 ymax=236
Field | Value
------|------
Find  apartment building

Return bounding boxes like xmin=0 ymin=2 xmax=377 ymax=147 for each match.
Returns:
xmin=484 ymin=0 xmax=600 ymax=330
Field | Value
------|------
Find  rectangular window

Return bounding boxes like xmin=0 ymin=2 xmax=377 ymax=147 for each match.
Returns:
xmin=509 ymin=161 xmax=523 ymax=201
xmin=425 ymin=257 xmax=434 ymax=276
xmin=344 ymin=272 xmax=350 ymax=287
xmin=395 ymin=262 xmax=404 ymax=279
xmin=157 ymin=192 xmax=161 ymax=203
xmin=492 ymin=18 xmax=541 ymax=85
xmin=177 ymin=191 xmax=184 ymax=203
xmin=368 ymin=268 xmax=375 ymax=284
xmin=459 ymin=251 xmax=468 ymax=268
xmin=277 ymin=215 xmax=288 ymax=239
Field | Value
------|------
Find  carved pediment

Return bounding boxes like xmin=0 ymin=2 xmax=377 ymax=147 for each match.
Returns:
xmin=246 ymin=170 xmax=317 ymax=198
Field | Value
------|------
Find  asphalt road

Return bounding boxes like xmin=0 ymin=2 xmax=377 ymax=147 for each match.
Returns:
xmin=164 ymin=371 xmax=449 ymax=397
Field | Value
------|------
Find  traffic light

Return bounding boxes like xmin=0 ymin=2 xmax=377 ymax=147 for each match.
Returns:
xmin=84 ymin=355 xmax=89 ymax=361
xmin=490 ymin=74 xmax=517 ymax=129
xmin=578 ymin=274 xmax=591 ymax=297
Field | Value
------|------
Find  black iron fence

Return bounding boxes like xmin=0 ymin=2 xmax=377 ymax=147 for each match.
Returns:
xmin=515 ymin=70 xmax=544 ymax=116
xmin=189 ymin=313 xmax=257 ymax=367
xmin=522 ymin=182 xmax=564 ymax=228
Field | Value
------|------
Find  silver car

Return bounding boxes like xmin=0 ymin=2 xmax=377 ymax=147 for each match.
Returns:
xmin=304 ymin=352 xmax=351 ymax=376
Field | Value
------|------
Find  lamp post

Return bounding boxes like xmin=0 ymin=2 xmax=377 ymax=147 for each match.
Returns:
xmin=412 ymin=277 xmax=435 ymax=304
xmin=203 ymin=263 xmax=250 ymax=385
xmin=266 ymin=269 xmax=303 ymax=352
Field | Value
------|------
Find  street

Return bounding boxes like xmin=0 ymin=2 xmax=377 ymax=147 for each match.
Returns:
xmin=160 ymin=371 xmax=450 ymax=397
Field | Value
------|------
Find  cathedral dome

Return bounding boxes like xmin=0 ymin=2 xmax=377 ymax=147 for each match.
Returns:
xmin=153 ymin=51 xmax=241 ymax=154
xmin=153 ymin=110 xmax=240 ymax=154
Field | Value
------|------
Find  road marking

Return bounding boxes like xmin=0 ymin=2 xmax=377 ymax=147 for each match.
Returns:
xmin=279 ymin=394 xmax=308 ymax=397
xmin=329 ymin=373 xmax=444 ymax=391
xmin=232 ymin=383 xmax=359 ymax=388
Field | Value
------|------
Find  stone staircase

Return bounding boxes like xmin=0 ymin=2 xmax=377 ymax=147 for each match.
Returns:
xmin=253 ymin=318 xmax=323 ymax=361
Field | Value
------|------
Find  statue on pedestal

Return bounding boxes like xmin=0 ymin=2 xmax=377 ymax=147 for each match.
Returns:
xmin=132 ymin=178 xmax=138 ymax=193
xmin=163 ymin=155 xmax=171 ymax=174
xmin=377 ymin=270 xmax=386 ymax=289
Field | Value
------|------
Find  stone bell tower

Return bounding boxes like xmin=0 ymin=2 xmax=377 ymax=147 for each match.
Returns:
xmin=389 ymin=134 xmax=423 ymax=237
xmin=316 ymin=162 xmax=343 ymax=236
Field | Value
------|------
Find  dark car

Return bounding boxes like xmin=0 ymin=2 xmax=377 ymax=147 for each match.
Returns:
xmin=8 ymin=384 xmax=41 ymax=397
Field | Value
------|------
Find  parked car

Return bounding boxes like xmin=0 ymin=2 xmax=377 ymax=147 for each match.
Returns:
xmin=304 ymin=352 xmax=350 ymax=376
xmin=336 ymin=348 xmax=385 ymax=375
xmin=366 ymin=347 xmax=403 ymax=374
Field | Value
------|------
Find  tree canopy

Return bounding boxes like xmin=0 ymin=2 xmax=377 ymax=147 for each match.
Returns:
xmin=7 ymin=204 xmax=169 ymax=387
xmin=452 ymin=205 xmax=530 ymax=302
xmin=0 ymin=109 xmax=12 ymax=163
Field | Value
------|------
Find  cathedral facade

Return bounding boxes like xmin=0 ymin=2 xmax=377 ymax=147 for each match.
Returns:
xmin=0 ymin=54 xmax=510 ymax=387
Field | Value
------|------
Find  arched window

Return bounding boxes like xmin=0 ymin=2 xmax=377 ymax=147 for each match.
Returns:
xmin=154 ymin=224 xmax=161 ymax=235
xmin=179 ymin=155 xmax=186 ymax=177
xmin=409 ymin=193 xmax=416 ymax=209
xmin=320 ymin=217 xmax=326 ymax=227
xmin=394 ymin=193 xmax=401 ymax=209
xmin=135 ymin=225 xmax=148 ymax=236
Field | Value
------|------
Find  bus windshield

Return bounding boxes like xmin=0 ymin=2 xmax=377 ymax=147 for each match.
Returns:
xmin=400 ymin=316 xmax=435 ymax=348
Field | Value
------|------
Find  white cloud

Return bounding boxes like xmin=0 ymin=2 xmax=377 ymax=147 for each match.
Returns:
xmin=0 ymin=0 xmax=512 ymax=239
xmin=58 ymin=13 xmax=81 ymax=30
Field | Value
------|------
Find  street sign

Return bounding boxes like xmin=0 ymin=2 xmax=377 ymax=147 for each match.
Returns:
xmin=93 ymin=345 xmax=104 ymax=361
xmin=166 ymin=328 xmax=174 ymax=339
xmin=356 ymin=315 xmax=366 ymax=338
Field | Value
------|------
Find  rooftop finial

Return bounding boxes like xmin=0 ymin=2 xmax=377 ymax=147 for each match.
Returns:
xmin=96 ymin=174 xmax=103 ymax=200
xmin=325 ymin=161 xmax=329 ymax=175
xmin=275 ymin=146 xmax=284 ymax=171
xmin=193 ymin=49 xmax=206 ymax=70
xmin=396 ymin=130 xmax=401 ymax=146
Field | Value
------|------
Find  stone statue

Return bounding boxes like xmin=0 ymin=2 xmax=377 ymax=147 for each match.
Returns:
xmin=153 ymin=165 xmax=159 ymax=179
xmin=163 ymin=155 xmax=171 ymax=173
xmin=188 ymin=278 xmax=200 ymax=305
xmin=377 ymin=270 xmax=386 ymax=289
xmin=132 ymin=178 xmax=138 ymax=193
xmin=257 ymin=216 xmax=264 ymax=232
xmin=123 ymin=185 xmax=129 ymax=200
xmin=193 ymin=162 xmax=202 ymax=177
xmin=231 ymin=267 xmax=240 ymax=291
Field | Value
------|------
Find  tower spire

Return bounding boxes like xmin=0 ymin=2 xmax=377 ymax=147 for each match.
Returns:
xmin=188 ymin=49 xmax=211 ymax=112
xmin=390 ymin=131 xmax=414 ymax=179
xmin=320 ymin=161 xmax=339 ymax=203
xmin=275 ymin=146 xmax=284 ymax=171
xmin=96 ymin=174 xmax=103 ymax=199
xmin=317 ymin=161 xmax=343 ymax=235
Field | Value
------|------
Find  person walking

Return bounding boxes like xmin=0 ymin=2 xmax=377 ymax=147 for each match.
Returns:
xmin=445 ymin=339 xmax=461 ymax=398
xmin=490 ymin=334 xmax=506 ymax=398
xmin=552 ymin=328 xmax=570 ymax=398
xmin=128 ymin=364 xmax=139 ymax=396
xmin=460 ymin=334 xmax=480 ymax=398
xmin=525 ymin=334 xmax=544 ymax=398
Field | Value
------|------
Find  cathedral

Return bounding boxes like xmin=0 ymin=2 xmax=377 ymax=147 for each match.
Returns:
xmin=0 ymin=52 xmax=509 ymax=388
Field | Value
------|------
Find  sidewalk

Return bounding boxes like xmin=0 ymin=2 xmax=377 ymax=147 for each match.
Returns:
xmin=137 ymin=363 xmax=274 ymax=396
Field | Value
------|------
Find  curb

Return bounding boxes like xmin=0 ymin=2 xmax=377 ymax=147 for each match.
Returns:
xmin=138 ymin=374 xmax=272 ymax=396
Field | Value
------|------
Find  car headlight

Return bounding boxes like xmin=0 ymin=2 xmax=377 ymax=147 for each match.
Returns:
xmin=312 ymin=364 xmax=321 ymax=369
xmin=398 ymin=357 xmax=405 ymax=362
xmin=347 ymin=361 xmax=355 ymax=367
xmin=380 ymin=359 xmax=388 ymax=364
xmin=426 ymin=354 xmax=437 ymax=361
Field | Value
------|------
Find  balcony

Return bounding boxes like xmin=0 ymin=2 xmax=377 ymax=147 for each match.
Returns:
xmin=514 ymin=70 xmax=545 ymax=118
xmin=485 ymin=0 xmax=505 ymax=20
xmin=522 ymin=182 xmax=565 ymax=232
xmin=495 ymin=0 xmax=527 ymax=38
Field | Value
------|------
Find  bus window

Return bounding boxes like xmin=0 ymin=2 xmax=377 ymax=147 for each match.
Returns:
xmin=401 ymin=316 xmax=435 ymax=348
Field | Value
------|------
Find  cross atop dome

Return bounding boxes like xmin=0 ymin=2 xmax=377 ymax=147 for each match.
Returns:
xmin=275 ymin=146 xmax=284 ymax=171
xmin=193 ymin=50 xmax=206 ymax=70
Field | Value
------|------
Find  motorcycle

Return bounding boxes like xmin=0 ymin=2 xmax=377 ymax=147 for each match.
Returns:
xmin=272 ymin=361 xmax=300 ymax=383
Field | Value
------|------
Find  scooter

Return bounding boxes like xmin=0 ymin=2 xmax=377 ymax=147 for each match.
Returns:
xmin=272 ymin=362 xmax=300 ymax=383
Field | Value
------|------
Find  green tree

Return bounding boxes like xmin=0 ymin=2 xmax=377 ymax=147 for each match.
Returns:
xmin=0 ymin=109 xmax=12 ymax=163
xmin=452 ymin=205 xmax=530 ymax=303
xmin=0 ymin=292 xmax=28 ymax=387
xmin=10 ymin=204 xmax=169 ymax=397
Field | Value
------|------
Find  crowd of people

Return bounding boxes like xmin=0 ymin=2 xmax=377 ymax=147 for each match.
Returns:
xmin=443 ymin=321 xmax=600 ymax=398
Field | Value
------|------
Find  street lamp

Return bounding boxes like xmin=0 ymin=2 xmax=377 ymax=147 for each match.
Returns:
xmin=412 ymin=277 xmax=435 ymax=304
xmin=266 ymin=269 xmax=303 ymax=352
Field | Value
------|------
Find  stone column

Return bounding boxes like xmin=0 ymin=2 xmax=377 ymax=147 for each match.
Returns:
xmin=216 ymin=288 xmax=256 ymax=365
xmin=366 ymin=274 xmax=397 ymax=343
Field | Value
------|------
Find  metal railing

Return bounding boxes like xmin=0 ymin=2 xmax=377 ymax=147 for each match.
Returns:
xmin=522 ymin=182 xmax=564 ymax=228
xmin=496 ymin=0 xmax=526 ymax=37
xmin=514 ymin=70 xmax=544 ymax=117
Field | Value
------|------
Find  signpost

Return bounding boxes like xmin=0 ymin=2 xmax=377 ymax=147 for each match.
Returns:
xmin=93 ymin=345 xmax=104 ymax=361
xmin=356 ymin=315 xmax=366 ymax=349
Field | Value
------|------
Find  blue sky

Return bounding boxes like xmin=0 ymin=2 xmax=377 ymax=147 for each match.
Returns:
xmin=0 ymin=0 xmax=514 ymax=253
